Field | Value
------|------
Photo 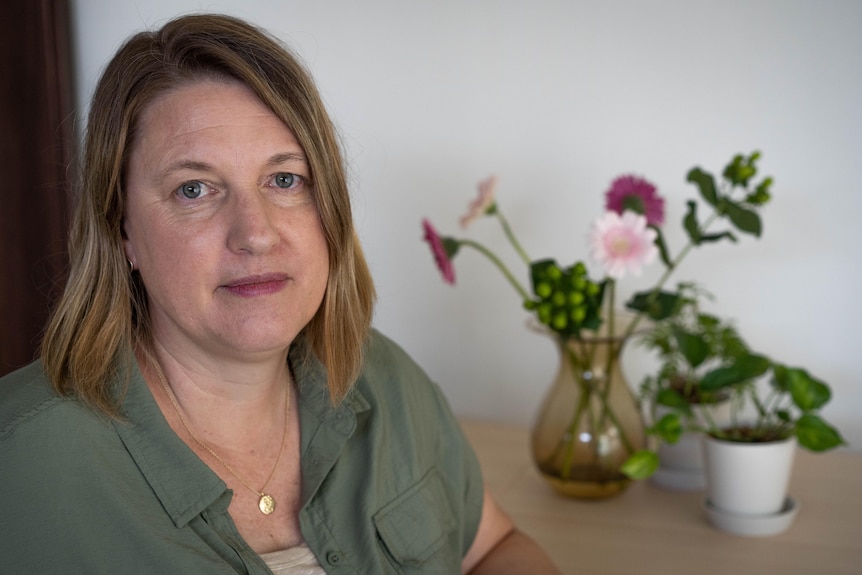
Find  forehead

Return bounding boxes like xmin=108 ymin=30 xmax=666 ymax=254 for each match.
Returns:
xmin=137 ymin=79 xmax=279 ymax=138
xmin=128 ymin=79 xmax=304 ymax=170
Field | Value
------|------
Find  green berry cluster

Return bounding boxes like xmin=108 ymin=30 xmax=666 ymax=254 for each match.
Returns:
xmin=526 ymin=259 xmax=605 ymax=336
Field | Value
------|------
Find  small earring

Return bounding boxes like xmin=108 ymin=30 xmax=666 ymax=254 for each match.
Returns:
xmin=127 ymin=258 xmax=135 ymax=272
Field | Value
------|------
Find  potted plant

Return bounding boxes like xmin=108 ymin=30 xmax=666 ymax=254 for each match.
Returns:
xmin=635 ymin=284 xmax=745 ymax=490
xmin=624 ymin=332 xmax=847 ymax=535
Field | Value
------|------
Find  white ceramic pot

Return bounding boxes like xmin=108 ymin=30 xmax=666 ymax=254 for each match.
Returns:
xmin=702 ymin=434 xmax=796 ymax=516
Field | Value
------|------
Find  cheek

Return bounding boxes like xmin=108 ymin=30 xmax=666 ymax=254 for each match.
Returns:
xmin=130 ymin=214 xmax=215 ymax=283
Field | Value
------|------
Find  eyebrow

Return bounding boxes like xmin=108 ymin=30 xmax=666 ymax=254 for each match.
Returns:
xmin=154 ymin=152 xmax=309 ymax=185
xmin=266 ymin=152 xmax=308 ymax=168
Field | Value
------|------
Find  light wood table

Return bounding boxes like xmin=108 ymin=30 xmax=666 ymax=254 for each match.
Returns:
xmin=460 ymin=419 xmax=862 ymax=575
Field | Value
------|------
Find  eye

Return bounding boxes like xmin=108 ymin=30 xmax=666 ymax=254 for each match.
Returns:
xmin=271 ymin=173 xmax=303 ymax=190
xmin=177 ymin=180 xmax=212 ymax=199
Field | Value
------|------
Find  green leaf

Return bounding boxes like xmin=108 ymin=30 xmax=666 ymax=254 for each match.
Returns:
xmin=699 ymin=231 xmax=738 ymax=244
xmin=621 ymin=450 xmax=659 ymax=480
xmin=722 ymin=152 xmax=760 ymax=187
xmin=746 ymin=176 xmax=773 ymax=206
xmin=698 ymin=313 xmax=720 ymax=329
xmin=651 ymin=225 xmax=673 ymax=268
xmin=795 ymin=414 xmax=846 ymax=452
xmin=700 ymin=353 xmax=771 ymax=391
xmin=720 ymin=198 xmax=763 ymax=237
xmin=672 ymin=327 xmax=710 ymax=368
xmin=687 ymin=167 xmax=719 ymax=207
xmin=771 ymin=363 xmax=790 ymax=392
xmin=649 ymin=413 xmax=684 ymax=443
xmin=656 ymin=389 xmax=693 ymax=415
xmin=625 ymin=290 xmax=681 ymax=321
xmin=683 ymin=201 xmax=702 ymax=246
xmin=785 ymin=367 xmax=831 ymax=411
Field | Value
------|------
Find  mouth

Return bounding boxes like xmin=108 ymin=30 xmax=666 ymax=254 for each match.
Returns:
xmin=222 ymin=273 xmax=290 ymax=297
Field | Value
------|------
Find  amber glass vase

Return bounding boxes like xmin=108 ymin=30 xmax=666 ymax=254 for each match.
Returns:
xmin=530 ymin=330 xmax=646 ymax=499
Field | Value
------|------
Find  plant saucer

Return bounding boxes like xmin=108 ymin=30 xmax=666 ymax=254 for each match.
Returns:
xmin=702 ymin=496 xmax=799 ymax=537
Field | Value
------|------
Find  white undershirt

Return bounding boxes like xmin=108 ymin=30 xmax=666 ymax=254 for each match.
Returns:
xmin=259 ymin=543 xmax=326 ymax=575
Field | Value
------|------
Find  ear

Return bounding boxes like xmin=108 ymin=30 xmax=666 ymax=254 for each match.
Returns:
xmin=122 ymin=219 xmax=138 ymax=269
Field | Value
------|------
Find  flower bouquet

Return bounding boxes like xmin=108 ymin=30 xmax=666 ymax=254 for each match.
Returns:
xmin=422 ymin=152 xmax=774 ymax=498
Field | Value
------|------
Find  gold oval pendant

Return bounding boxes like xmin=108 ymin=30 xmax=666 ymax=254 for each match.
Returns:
xmin=258 ymin=494 xmax=275 ymax=515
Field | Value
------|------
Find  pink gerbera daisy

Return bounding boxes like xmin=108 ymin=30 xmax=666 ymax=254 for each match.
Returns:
xmin=460 ymin=175 xmax=498 ymax=229
xmin=605 ymin=175 xmax=665 ymax=227
xmin=422 ymin=219 xmax=456 ymax=284
xmin=590 ymin=211 xmax=658 ymax=279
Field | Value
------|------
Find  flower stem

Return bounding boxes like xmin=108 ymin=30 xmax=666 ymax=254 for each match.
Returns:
xmin=459 ymin=239 xmax=531 ymax=301
xmin=558 ymin=331 xmax=637 ymax=480
xmin=623 ymin=210 xmax=722 ymax=339
xmin=495 ymin=211 xmax=531 ymax=266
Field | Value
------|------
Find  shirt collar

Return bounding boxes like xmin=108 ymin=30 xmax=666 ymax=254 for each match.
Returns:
xmin=289 ymin=343 xmax=371 ymax=506
xmin=109 ymin=345 xmax=372 ymax=527
xmin=111 ymin=358 xmax=227 ymax=528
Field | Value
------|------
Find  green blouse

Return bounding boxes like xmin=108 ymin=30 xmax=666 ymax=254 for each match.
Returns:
xmin=0 ymin=331 xmax=484 ymax=573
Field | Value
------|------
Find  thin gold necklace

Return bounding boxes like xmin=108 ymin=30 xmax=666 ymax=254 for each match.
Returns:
xmin=147 ymin=353 xmax=290 ymax=515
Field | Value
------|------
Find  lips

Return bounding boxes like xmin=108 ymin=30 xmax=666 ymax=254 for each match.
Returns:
xmin=222 ymin=273 xmax=290 ymax=297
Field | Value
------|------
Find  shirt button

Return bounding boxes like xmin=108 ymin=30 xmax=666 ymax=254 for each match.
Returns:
xmin=326 ymin=551 xmax=341 ymax=565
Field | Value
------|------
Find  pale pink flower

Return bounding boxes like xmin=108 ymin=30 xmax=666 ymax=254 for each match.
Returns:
xmin=605 ymin=175 xmax=665 ymax=227
xmin=460 ymin=175 xmax=498 ymax=229
xmin=422 ymin=219 xmax=456 ymax=284
xmin=590 ymin=211 xmax=658 ymax=279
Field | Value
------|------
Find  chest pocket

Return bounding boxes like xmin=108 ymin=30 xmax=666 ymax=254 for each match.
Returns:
xmin=373 ymin=468 xmax=460 ymax=573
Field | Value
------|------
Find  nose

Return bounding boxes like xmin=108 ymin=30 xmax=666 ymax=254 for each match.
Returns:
xmin=226 ymin=188 xmax=280 ymax=255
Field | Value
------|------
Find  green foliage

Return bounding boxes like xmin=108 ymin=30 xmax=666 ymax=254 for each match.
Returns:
xmin=655 ymin=389 xmax=693 ymax=415
xmin=652 ymin=226 xmax=673 ymax=268
xmin=698 ymin=353 xmax=771 ymax=391
xmin=682 ymin=151 xmax=771 ymax=247
xmin=672 ymin=325 xmax=710 ymax=368
xmin=723 ymin=152 xmax=760 ymax=187
xmin=626 ymin=289 xmax=682 ymax=321
xmin=774 ymin=365 xmax=831 ymax=411
xmin=649 ymin=412 xmax=684 ymax=444
xmin=719 ymin=197 xmax=762 ymax=237
xmin=795 ymin=414 xmax=846 ymax=452
xmin=637 ymin=283 xmax=751 ymax=403
xmin=623 ymin=284 xmax=847 ymax=480
xmin=620 ymin=450 xmax=660 ymax=480
xmin=526 ymin=259 xmax=604 ymax=337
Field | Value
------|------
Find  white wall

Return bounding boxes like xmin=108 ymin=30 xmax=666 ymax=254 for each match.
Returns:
xmin=71 ymin=0 xmax=862 ymax=449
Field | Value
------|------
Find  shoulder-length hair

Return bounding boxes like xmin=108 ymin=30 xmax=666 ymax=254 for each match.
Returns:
xmin=41 ymin=13 xmax=375 ymax=415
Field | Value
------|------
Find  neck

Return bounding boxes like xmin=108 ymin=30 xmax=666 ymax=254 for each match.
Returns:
xmin=138 ymin=340 xmax=291 ymax=449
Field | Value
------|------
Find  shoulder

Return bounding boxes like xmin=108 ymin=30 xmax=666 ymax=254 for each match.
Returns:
xmin=353 ymin=329 xmax=460 ymax=433
xmin=363 ymin=329 xmax=425 ymax=375
xmin=0 ymin=361 xmax=77 ymax=439
xmin=1 ymin=361 xmax=116 ymax=468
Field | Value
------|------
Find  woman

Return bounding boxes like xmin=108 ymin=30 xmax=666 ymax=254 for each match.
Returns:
xmin=0 ymin=13 xmax=559 ymax=574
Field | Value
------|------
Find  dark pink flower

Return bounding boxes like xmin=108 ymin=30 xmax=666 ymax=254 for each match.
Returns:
xmin=605 ymin=175 xmax=665 ymax=227
xmin=422 ymin=219 xmax=456 ymax=284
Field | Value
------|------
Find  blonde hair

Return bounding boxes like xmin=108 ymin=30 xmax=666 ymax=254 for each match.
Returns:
xmin=41 ymin=14 xmax=375 ymax=415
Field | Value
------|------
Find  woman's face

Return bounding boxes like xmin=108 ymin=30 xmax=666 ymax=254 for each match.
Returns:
xmin=123 ymin=79 xmax=329 ymax=362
